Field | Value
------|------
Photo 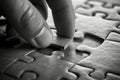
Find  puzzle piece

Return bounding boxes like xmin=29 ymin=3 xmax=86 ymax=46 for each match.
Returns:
xmin=52 ymin=36 xmax=73 ymax=49
xmin=75 ymin=13 xmax=120 ymax=39
xmin=107 ymin=32 xmax=120 ymax=42
xmin=75 ymin=0 xmax=120 ymax=20
xmin=89 ymin=0 xmax=120 ymax=5
xmin=62 ymin=43 xmax=89 ymax=64
xmin=0 ymin=72 xmax=37 ymax=80
xmin=0 ymin=44 xmax=35 ymax=73
xmin=70 ymin=65 xmax=120 ymax=80
xmin=69 ymin=65 xmax=94 ymax=80
xmin=74 ymin=29 xmax=104 ymax=47
xmin=72 ymin=0 xmax=90 ymax=10
xmin=2 ymin=51 xmax=76 ymax=80
xmin=76 ymin=32 xmax=120 ymax=79
xmin=105 ymin=73 xmax=120 ymax=80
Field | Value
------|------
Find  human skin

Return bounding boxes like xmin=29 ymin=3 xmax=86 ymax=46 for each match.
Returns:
xmin=0 ymin=0 xmax=75 ymax=48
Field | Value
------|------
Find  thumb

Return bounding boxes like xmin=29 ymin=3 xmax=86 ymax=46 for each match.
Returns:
xmin=0 ymin=0 xmax=53 ymax=48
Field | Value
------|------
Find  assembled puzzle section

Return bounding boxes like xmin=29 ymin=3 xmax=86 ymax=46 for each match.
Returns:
xmin=0 ymin=50 xmax=77 ymax=80
xmin=75 ymin=0 xmax=120 ymax=20
xmin=75 ymin=32 xmax=120 ymax=80
xmin=1 ymin=0 xmax=120 ymax=80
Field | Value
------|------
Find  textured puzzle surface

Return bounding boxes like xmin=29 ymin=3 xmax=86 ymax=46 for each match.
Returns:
xmin=0 ymin=0 xmax=120 ymax=80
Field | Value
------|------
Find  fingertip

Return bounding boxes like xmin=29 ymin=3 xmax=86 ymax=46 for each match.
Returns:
xmin=30 ymin=26 xmax=53 ymax=48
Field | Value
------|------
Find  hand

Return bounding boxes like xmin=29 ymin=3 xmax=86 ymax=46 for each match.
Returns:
xmin=0 ymin=0 xmax=75 ymax=48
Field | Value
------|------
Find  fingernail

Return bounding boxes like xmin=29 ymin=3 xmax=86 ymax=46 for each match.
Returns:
xmin=33 ymin=26 xmax=53 ymax=48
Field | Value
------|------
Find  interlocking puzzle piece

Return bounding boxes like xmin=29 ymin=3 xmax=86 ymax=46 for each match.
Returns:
xmin=105 ymin=73 xmax=120 ymax=80
xmin=69 ymin=65 xmax=94 ymax=80
xmin=107 ymin=32 xmax=120 ymax=42
xmin=75 ymin=13 xmax=120 ymax=39
xmin=89 ymin=0 xmax=120 ymax=5
xmin=0 ymin=72 xmax=37 ymax=80
xmin=0 ymin=44 xmax=35 ymax=73
xmin=74 ymin=29 xmax=104 ymax=47
xmin=74 ymin=31 xmax=84 ymax=40
xmin=2 ymin=51 xmax=77 ymax=80
xmin=75 ymin=0 xmax=120 ymax=20
xmin=72 ymin=0 xmax=90 ymax=10
xmin=76 ymin=32 xmax=120 ymax=79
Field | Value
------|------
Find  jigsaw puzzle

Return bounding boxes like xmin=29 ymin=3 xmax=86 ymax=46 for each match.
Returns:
xmin=76 ymin=32 xmax=120 ymax=79
xmin=0 ymin=0 xmax=120 ymax=80
xmin=0 ymin=51 xmax=77 ymax=80
xmin=75 ymin=0 xmax=120 ymax=20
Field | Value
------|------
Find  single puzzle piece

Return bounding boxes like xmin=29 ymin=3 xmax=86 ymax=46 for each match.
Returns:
xmin=76 ymin=32 xmax=120 ymax=79
xmin=0 ymin=43 xmax=35 ymax=73
xmin=2 ymin=51 xmax=77 ymax=80
xmin=52 ymin=36 xmax=73 ymax=49
xmin=75 ymin=0 xmax=120 ymax=20
xmin=75 ymin=13 xmax=120 ymax=39
xmin=69 ymin=65 xmax=94 ymax=80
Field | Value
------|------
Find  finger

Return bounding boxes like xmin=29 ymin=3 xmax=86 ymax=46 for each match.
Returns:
xmin=29 ymin=0 xmax=48 ymax=20
xmin=0 ymin=0 xmax=53 ymax=48
xmin=46 ymin=0 xmax=75 ymax=38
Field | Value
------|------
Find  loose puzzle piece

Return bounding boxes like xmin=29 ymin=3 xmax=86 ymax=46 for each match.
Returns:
xmin=75 ymin=13 xmax=120 ymax=39
xmin=52 ymin=36 xmax=73 ymax=49
xmin=76 ymin=32 xmax=120 ymax=79
xmin=1 ymin=51 xmax=77 ymax=80
xmin=75 ymin=0 xmax=120 ymax=20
